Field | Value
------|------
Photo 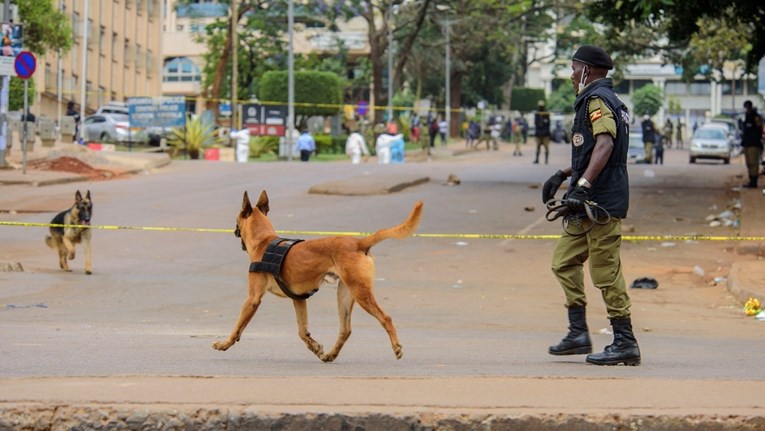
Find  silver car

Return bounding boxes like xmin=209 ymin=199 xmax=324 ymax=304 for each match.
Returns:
xmin=627 ymin=132 xmax=646 ymax=164
xmin=689 ymin=124 xmax=731 ymax=164
xmin=80 ymin=113 xmax=147 ymax=144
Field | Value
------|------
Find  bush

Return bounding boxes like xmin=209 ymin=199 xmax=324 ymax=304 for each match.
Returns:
xmin=259 ymin=71 xmax=342 ymax=117
xmin=250 ymin=136 xmax=279 ymax=158
xmin=314 ymin=134 xmax=345 ymax=154
xmin=511 ymin=87 xmax=546 ymax=113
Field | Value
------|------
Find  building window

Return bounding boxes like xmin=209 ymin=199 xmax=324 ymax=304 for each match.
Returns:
xmin=721 ymin=80 xmax=744 ymax=95
xmin=163 ymin=57 xmax=201 ymax=82
xmin=665 ymin=81 xmax=687 ymax=96
xmin=689 ymin=81 xmax=711 ymax=96
xmin=631 ymin=79 xmax=653 ymax=92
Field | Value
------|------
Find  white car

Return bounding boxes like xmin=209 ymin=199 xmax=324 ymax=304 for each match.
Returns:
xmin=689 ymin=124 xmax=731 ymax=164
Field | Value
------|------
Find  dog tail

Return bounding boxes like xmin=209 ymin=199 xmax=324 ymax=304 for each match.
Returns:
xmin=358 ymin=201 xmax=423 ymax=253
xmin=45 ymin=235 xmax=55 ymax=249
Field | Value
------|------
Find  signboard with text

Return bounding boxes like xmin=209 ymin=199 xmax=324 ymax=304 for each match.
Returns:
xmin=241 ymin=103 xmax=287 ymax=136
xmin=127 ymin=97 xmax=186 ymax=129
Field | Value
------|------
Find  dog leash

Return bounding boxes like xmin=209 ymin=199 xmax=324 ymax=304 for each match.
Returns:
xmin=545 ymin=199 xmax=611 ymax=236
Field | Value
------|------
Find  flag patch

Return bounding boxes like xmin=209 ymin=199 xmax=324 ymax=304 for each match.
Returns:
xmin=590 ymin=109 xmax=602 ymax=122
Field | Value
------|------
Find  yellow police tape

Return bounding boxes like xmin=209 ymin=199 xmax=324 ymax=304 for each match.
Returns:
xmin=1 ymin=221 xmax=763 ymax=242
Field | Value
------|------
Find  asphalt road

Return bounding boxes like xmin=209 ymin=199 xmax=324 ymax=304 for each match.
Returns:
xmin=1 ymin=143 xmax=764 ymax=426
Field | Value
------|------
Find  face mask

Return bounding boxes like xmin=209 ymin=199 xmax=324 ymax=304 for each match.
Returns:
xmin=577 ymin=66 xmax=589 ymax=94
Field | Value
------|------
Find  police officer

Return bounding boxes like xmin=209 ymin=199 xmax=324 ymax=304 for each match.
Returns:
xmin=533 ymin=100 xmax=551 ymax=164
xmin=741 ymin=100 xmax=763 ymax=188
xmin=541 ymin=45 xmax=641 ymax=366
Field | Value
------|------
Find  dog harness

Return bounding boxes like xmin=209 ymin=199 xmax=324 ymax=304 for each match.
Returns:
xmin=248 ymin=237 xmax=318 ymax=300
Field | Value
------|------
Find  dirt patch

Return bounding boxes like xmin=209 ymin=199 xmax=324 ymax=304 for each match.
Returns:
xmin=27 ymin=156 xmax=119 ymax=181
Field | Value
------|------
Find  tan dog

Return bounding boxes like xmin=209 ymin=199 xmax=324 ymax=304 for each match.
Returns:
xmin=45 ymin=190 xmax=92 ymax=274
xmin=213 ymin=190 xmax=423 ymax=362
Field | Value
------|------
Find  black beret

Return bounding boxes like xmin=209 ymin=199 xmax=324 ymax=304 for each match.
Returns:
xmin=572 ymin=45 xmax=613 ymax=70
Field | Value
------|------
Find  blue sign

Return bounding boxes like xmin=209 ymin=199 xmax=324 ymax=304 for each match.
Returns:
xmin=14 ymin=50 xmax=34 ymax=80
xmin=127 ymin=97 xmax=186 ymax=129
xmin=219 ymin=103 xmax=232 ymax=116
xmin=759 ymin=57 xmax=765 ymax=97
xmin=356 ymin=100 xmax=369 ymax=116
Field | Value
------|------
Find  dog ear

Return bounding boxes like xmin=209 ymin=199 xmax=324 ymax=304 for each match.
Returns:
xmin=86 ymin=190 xmax=91 ymax=201
xmin=75 ymin=190 xmax=82 ymax=202
xmin=241 ymin=191 xmax=253 ymax=218
xmin=255 ymin=190 xmax=270 ymax=215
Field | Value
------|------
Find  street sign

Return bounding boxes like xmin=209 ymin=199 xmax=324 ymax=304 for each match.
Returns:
xmin=14 ymin=50 xmax=35 ymax=80
xmin=356 ymin=100 xmax=368 ymax=117
xmin=0 ymin=56 xmax=13 ymax=76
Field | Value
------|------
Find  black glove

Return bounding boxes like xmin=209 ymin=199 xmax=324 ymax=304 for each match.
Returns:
xmin=542 ymin=170 xmax=567 ymax=204
xmin=565 ymin=186 xmax=589 ymax=212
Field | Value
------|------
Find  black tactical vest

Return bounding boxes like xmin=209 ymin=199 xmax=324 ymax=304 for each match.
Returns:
xmin=570 ymin=78 xmax=630 ymax=218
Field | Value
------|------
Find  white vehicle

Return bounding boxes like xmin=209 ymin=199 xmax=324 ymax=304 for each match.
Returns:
xmin=689 ymin=124 xmax=732 ymax=164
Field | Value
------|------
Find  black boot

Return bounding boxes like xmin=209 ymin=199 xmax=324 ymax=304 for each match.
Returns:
xmin=586 ymin=317 xmax=641 ymax=366
xmin=549 ymin=306 xmax=592 ymax=355
xmin=744 ymin=176 xmax=758 ymax=188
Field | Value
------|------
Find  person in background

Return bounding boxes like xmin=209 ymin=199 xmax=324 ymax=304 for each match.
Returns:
xmin=741 ymin=100 xmax=763 ymax=188
xmin=640 ymin=115 xmax=656 ymax=164
xmin=296 ymin=129 xmax=316 ymax=162
xmin=345 ymin=127 xmax=370 ymax=164
xmin=663 ymin=118 xmax=674 ymax=149
xmin=675 ymin=119 xmax=684 ymax=149
xmin=66 ymin=101 xmax=81 ymax=143
xmin=438 ymin=116 xmax=448 ymax=146
xmin=376 ymin=122 xmax=402 ymax=164
xmin=534 ymin=101 xmax=551 ymax=164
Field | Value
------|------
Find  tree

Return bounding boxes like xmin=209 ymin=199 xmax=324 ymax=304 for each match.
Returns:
xmin=587 ymin=0 xmax=764 ymax=72
xmin=15 ymin=0 xmax=72 ymax=55
xmin=334 ymin=0 xmax=434 ymax=124
xmin=632 ymin=84 xmax=663 ymax=117
xmin=259 ymin=70 xmax=342 ymax=129
xmin=9 ymin=77 xmax=35 ymax=111
xmin=547 ymin=80 xmax=575 ymax=114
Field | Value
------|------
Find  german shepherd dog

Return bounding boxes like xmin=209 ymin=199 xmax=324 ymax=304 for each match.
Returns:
xmin=45 ymin=190 xmax=92 ymax=274
xmin=213 ymin=190 xmax=423 ymax=362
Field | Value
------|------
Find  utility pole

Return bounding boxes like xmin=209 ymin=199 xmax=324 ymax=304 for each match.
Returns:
xmin=0 ymin=0 xmax=11 ymax=168
xmin=230 ymin=0 xmax=238 ymax=138
xmin=444 ymin=18 xmax=450 ymax=140
xmin=287 ymin=0 xmax=294 ymax=161
xmin=79 ymin=0 xmax=89 ymax=124
xmin=386 ymin=7 xmax=393 ymax=123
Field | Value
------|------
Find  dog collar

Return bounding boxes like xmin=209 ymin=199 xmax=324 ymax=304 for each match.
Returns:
xmin=249 ymin=237 xmax=318 ymax=300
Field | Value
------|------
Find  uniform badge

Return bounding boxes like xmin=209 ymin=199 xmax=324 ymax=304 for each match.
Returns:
xmin=590 ymin=109 xmax=602 ymax=122
xmin=572 ymin=132 xmax=584 ymax=147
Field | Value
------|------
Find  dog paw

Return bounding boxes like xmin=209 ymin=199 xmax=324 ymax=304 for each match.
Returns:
xmin=320 ymin=353 xmax=337 ymax=363
xmin=85 ymin=270 xmax=92 ymax=275
xmin=212 ymin=341 xmax=231 ymax=351
xmin=394 ymin=344 xmax=403 ymax=360
xmin=68 ymin=252 xmax=75 ymax=260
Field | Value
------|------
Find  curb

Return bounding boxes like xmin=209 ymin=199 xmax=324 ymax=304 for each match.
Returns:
xmin=2 ymin=406 xmax=763 ymax=430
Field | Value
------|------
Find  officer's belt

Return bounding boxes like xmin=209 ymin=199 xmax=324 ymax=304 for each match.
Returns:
xmin=249 ymin=237 xmax=317 ymax=300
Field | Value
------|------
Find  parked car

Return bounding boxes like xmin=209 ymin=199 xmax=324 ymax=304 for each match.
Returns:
xmin=627 ymin=132 xmax=646 ymax=164
xmin=689 ymin=124 xmax=731 ymax=164
xmin=96 ymin=101 xmax=129 ymax=115
xmin=80 ymin=113 xmax=147 ymax=144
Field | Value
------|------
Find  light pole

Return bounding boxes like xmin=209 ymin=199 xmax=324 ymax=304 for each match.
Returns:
xmin=444 ymin=17 xmax=451 ymax=141
xmin=386 ymin=7 xmax=393 ymax=123
xmin=287 ymin=0 xmax=294 ymax=161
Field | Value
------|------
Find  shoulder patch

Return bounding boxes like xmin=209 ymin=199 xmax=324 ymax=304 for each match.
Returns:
xmin=590 ymin=109 xmax=602 ymax=122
